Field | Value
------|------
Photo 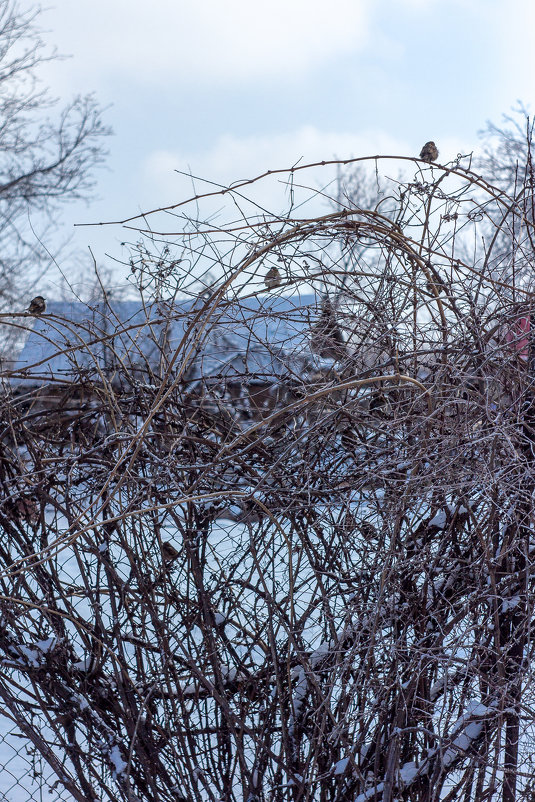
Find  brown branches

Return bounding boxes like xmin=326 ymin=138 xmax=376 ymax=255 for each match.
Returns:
xmin=1 ymin=150 xmax=535 ymax=801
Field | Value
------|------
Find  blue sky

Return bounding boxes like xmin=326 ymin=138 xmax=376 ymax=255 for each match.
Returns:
xmin=32 ymin=0 xmax=535 ymax=293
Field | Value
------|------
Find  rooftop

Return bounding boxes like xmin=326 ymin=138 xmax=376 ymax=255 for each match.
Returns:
xmin=9 ymin=294 xmax=325 ymax=388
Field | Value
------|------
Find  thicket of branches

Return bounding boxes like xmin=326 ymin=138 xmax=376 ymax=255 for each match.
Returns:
xmin=1 ymin=139 xmax=535 ymax=802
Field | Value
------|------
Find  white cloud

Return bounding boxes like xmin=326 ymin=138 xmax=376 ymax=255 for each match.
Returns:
xmin=140 ymin=125 xmax=409 ymax=223
xmin=41 ymin=0 xmax=371 ymax=88
xmin=144 ymin=125 xmax=408 ymax=188
xmin=98 ymin=127 xmax=470 ymax=245
xmin=489 ymin=0 xmax=535 ymax=108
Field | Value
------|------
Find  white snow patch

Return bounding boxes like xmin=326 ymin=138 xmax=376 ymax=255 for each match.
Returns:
xmin=429 ymin=504 xmax=468 ymax=529
xmin=16 ymin=646 xmax=41 ymax=667
xmin=429 ymin=510 xmax=447 ymax=529
xmin=109 ymin=744 xmax=127 ymax=777
xmin=354 ymin=782 xmax=385 ymax=801
xmin=333 ymin=756 xmax=350 ymax=775
xmin=72 ymin=656 xmax=92 ymax=672
xmin=288 ymin=773 xmax=303 ymax=786
xmin=501 ymin=595 xmax=520 ymax=613
xmin=72 ymin=693 xmax=90 ymax=711
xmin=35 ymin=637 xmax=57 ymax=654
xmin=289 ymin=666 xmax=308 ymax=733
xmin=221 ymin=666 xmax=238 ymax=683
xmin=11 ymin=636 xmax=58 ymax=668
xmin=399 ymin=761 xmax=418 ymax=783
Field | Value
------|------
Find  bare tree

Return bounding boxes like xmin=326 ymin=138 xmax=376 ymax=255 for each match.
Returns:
xmin=478 ymin=103 xmax=534 ymax=191
xmin=0 ymin=0 xmax=111 ymax=310
xmin=475 ymin=104 xmax=535 ymax=292
xmin=1 ymin=146 xmax=535 ymax=802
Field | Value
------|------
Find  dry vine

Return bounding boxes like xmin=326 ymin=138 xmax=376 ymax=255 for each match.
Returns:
xmin=0 ymin=149 xmax=535 ymax=802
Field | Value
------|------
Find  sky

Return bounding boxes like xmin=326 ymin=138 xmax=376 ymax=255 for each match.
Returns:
xmin=26 ymin=0 xmax=535 ymax=295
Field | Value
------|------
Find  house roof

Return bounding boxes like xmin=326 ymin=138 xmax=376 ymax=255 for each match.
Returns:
xmin=10 ymin=294 xmax=324 ymax=388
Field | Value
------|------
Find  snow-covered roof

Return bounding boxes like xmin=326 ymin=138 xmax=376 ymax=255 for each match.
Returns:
xmin=10 ymin=294 xmax=322 ymax=388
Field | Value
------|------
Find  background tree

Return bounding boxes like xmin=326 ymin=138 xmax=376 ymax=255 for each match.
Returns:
xmin=478 ymin=103 xmax=534 ymax=192
xmin=476 ymin=104 xmax=535 ymax=293
xmin=0 ymin=0 xmax=110 ymax=312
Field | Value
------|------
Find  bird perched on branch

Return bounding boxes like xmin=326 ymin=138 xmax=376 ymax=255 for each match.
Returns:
xmin=419 ymin=141 xmax=439 ymax=163
xmin=28 ymin=295 xmax=46 ymax=315
xmin=310 ymin=297 xmax=347 ymax=361
xmin=161 ymin=541 xmax=180 ymax=562
xmin=264 ymin=266 xmax=282 ymax=290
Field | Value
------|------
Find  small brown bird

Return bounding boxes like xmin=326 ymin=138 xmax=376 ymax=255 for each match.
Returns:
xmin=419 ymin=141 xmax=439 ymax=163
xmin=28 ymin=296 xmax=46 ymax=315
xmin=161 ymin=541 xmax=180 ymax=562
xmin=310 ymin=297 xmax=347 ymax=361
xmin=264 ymin=266 xmax=282 ymax=290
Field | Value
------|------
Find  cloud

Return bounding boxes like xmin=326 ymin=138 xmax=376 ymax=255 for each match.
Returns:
xmin=136 ymin=126 xmax=410 ymax=229
xmin=145 ymin=125 xmax=408 ymax=183
xmin=41 ymin=0 xmax=371 ymax=88
xmin=118 ymin=127 xmax=470 ymax=240
xmin=488 ymin=0 xmax=535 ymax=109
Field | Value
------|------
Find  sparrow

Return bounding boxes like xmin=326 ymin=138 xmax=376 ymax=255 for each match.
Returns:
xmin=161 ymin=541 xmax=180 ymax=562
xmin=419 ymin=141 xmax=439 ymax=163
xmin=28 ymin=296 xmax=46 ymax=315
xmin=264 ymin=266 xmax=282 ymax=290
xmin=310 ymin=297 xmax=347 ymax=360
